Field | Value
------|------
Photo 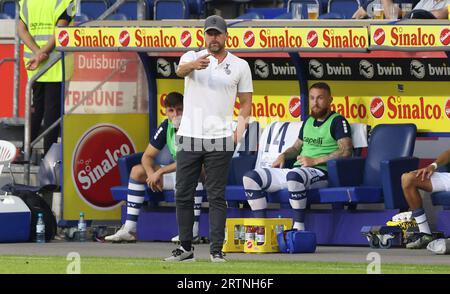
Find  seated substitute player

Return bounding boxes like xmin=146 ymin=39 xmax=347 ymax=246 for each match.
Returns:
xmin=105 ymin=92 xmax=205 ymax=242
xmin=243 ymin=82 xmax=353 ymax=231
xmin=401 ymin=147 xmax=450 ymax=249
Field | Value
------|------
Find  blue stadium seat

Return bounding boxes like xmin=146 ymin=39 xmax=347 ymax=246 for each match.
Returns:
xmin=235 ymin=11 xmax=264 ymax=19
xmin=105 ymin=12 xmax=129 ymax=20
xmin=115 ymin=0 xmax=149 ymax=20
xmin=318 ymin=11 xmax=345 ymax=18
xmin=245 ymin=7 xmax=286 ymax=19
xmin=319 ymin=124 xmax=418 ymax=210
xmin=154 ymin=0 xmax=189 ymax=19
xmin=0 ymin=0 xmax=16 ymax=18
xmin=0 ymin=12 xmax=11 ymax=19
xmin=74 ymin=13 xmax=92 ymax=22
xmin=273 ymin=12 xmax=293 ymax=19
xmin=188 ymin=0 xmax=204 ymax=18
xmin=430 ymin=165 xmax=450 ymax=237
xmin=225 ymin=122 xmax=370 ymax=208
xmin=80 ymin=0 xmax=109 ymax=19
xmin=328 ymin=0 xmax=361 ymax=19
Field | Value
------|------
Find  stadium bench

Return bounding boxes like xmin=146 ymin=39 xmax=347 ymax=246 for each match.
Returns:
xmin=225 ymin=121 xmax=370 ymax=208
xmin=319 ymin=124 xmax=418 ymax=210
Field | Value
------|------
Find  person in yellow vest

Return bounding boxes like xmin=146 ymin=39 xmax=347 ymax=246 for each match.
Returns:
xmin=18 ymin=0 xmax=76 ymax=155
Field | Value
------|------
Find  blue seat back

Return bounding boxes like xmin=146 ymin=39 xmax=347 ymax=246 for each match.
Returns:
xmin=363 ymin=124 xmax=416 ymax=187
xmin=246 ymin=7 xmax=285 ymax=19
xmin=235 ymin=12 xmax=264 ymax=19
xmin=80 ymin=0 xmax=109 ymax=19
xmin=74 ymin=12 xmax=92 ymax=22
xmin=0 ymin=0 xmax=16 ymax=18
xmin=188 ymin=0 xmax=204 ymax=17
xmin=0 ymin=11 xmax=11 ymax=19
xmin=154 ymin=0 xmax=188 ymax=19
xmin=328 ymin=0 xmax=360 ymax=18
xmin=116 ymin=0 xmax=148 ymax=20
xmin=105 ymin=12 xmax=129 ymax=20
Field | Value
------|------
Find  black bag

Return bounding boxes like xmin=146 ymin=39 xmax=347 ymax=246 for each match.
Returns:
xmin=1 ymin=184 xmax=57 ymax=242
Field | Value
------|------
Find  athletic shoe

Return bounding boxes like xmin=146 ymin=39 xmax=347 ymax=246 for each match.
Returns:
xmin=406 ymin=233 xmax=433 ymax=249
xmin=164 ymin=246 xmax=195 ymax=262
xmin=210 ymin=251 xmax=226 ymax=263
xmin=104 ymin=225 xmax=136 ymax=243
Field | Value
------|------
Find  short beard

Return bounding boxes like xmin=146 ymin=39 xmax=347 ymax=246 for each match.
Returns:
xmin=208 ymin=43 xmax=224 ymax=54
xmin=310 ymin=108 xmax=328 ymax=119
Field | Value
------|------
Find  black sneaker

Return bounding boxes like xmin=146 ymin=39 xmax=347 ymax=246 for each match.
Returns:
xmin=406 ymin=233 xmax=433 ymax=249
xmin=163 ymin=247 xmax=195 ymax=262
xmin=210 ymin=251 xmax=226 ymax=263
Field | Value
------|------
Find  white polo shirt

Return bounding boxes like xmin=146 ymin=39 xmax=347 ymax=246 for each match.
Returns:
xmin=177 ymin=49 xmax=253 ymax=139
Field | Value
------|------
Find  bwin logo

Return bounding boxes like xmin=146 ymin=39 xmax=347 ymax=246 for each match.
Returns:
xmin=410 ymin=60 xmax=425 ymax=79
xmin=254 ymin=59 xmax=269 ymax=79
xmin=359 ymin=59 xmax=374 ymax=79
xmin=309 ymin=59 xmax=324 ymax=79
xmin=157 ymin=58 xmax=171 ymax=77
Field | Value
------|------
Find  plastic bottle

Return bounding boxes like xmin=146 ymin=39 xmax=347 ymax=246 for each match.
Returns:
xmin=239 ymin=225 xmax=246 ymax=244
xmin=275 ymin=215 xmax=284 ymax=236
xmin=36 ymin=213 xmax=45 ymax=243
xmin=78 ymin=212 xmax=87 ymax=242
xmin=233 ymin=225 xmax=240 ymax=245
xmin=245 ymin=226 xmax=256 ymax=242
xmin=255 ymin=226 xmax=265 ymax=245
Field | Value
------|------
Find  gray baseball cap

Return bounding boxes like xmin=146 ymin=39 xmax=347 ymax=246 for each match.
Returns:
xmin=204 ymin=15 xmax=227 ymax=33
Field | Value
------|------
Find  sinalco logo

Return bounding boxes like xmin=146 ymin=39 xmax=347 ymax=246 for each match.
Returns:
xmin=59 ymin=30 xmax=69 ymax=47
xmin=445 ymin=98 xmax=450 ymax=119
xmin=370 ymin=97 xmax=385 ymax=119
xmin=157 ymin=58 xmax=171 ymax=77
xmin=359 ymin=59 xmax=374 ymax=79
xmin=309 ymin=59 xmax=324 ymax=79
xmin=72 ymin=124 xmax=135 ymax=209
xmin=254 ymin=59 xmax=269 ymax=79
xmin=410 ymin=60 xmax=425 ymax=79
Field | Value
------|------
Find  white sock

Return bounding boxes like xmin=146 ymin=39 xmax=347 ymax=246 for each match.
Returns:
xmin=415 ymin=214 xmax=431 ymax=235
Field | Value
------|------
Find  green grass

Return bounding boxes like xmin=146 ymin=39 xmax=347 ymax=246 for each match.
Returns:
xmin=0 ymin=255 xmax=449 ymax=274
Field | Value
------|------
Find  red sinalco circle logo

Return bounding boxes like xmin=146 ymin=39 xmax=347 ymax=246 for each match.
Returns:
xmin=370 ymin=97 xmax=385 ymax=119
xmin=243 ymin=30 xmax=255 ymax=47
xmin=307 ymin=30 xmax=318 ymax=47
xmin=288 ymin=96 xmax=301 ymax=118
xmin=180 ymin=31 xmax=192 ymax=47
xmin=119 ymin=30 xmax=130 ymax=47
xmin=445 ymin=98 xmax=450 ymax=119
xmin=72 ymin=125 xmax=135 ymax=208
xmin=373 ymin=28 xmax=386 ymax=46
xmin=440 ymin=28 xmax=450 ymax=46
xmin=58 ymin=30 xmax=69 ymax=47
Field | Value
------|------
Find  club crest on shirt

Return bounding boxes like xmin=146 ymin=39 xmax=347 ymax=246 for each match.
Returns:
xmin=224 ymin=63 xmax=231 ymax=75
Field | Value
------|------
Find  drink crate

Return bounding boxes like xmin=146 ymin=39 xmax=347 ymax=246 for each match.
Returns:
xmin=223 ymin=218 xmax=292 ymax=253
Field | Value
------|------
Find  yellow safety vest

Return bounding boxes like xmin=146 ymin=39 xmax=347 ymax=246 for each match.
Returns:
xmin=19 ymin=0 xmax=75 ymax=82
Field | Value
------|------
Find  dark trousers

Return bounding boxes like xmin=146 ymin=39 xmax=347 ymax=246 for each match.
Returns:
xmin=31 ymin=82 xmax=61 ymax=154
xmin=175 ymin=136 xmax=234 ymax=253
